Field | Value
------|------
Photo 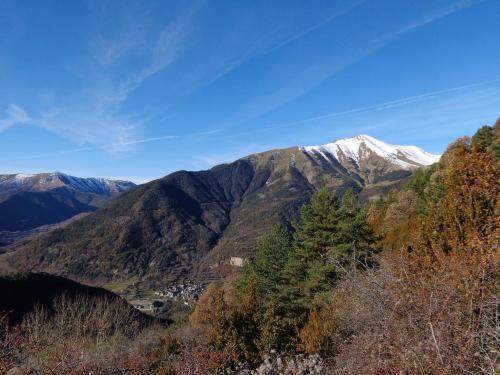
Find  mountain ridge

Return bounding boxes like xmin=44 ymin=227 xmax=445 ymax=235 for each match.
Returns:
xmin=300 ymin=134 xmax=440 ymax=168
xmin=0 ymin=172 xmax=136 ymax=238
xmin=0 ymin=172 xmax=135 ymax=196
xmin=5 ymin=135 xmax=439 ymax=284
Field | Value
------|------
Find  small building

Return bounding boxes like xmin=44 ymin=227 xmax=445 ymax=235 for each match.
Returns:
xmin=230 ymin=256 xmax=247 ymax=267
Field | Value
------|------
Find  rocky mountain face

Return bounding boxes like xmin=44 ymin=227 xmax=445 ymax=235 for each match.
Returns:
xmin=0 ymin=172 xmax=135 ymax=242
xmin=6 ymin=136 xmax=439 ymax=283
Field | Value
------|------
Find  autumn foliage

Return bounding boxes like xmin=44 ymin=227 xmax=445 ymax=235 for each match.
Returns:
xmin=1 ymin=123 xmax=498 ymax=374
xmin=183 ymin=123 xmax=499 ymax=373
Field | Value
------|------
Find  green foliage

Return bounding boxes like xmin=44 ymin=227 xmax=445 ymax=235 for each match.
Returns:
xmin=293 ymin=188 xmax=342 ymax=260
xmin=290 ymin=188 xmax=375 ymax=307
xmin=472 ymin=122 xmax=500 ymax=160
xmin=405 ymin=165 xmax=435 ymax=195
xmin=472 ymin=125 xmax=494 ymax=151
xmin=234 ymin=278 xmax=261 ymax=362
xmin=404 ymin=164 xmax=439 ymax=215
xmin=190 ymin=188 xmax=377 ymax=367
xmin=491 ymin=119 xmax=500 ymax=160
xmin=257 ymin=298 xmax=291 ymax=354
xmin=239 ymin=226 xmax=293 ymax=302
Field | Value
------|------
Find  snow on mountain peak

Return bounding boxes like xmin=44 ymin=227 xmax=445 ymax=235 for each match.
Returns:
xmin=0 ymin=172 xmax=136 ymax=195
xmin=14 ymin=173 xmax=35 ymax=182
xmin=300 ymin=135 xmax=440 ymax=169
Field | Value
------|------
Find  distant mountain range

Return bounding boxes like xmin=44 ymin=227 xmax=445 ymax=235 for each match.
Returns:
xmin=5 ymin=135 xmax=439 ymax=283
xmin=0 ymin=172 xmax=135 ymax=245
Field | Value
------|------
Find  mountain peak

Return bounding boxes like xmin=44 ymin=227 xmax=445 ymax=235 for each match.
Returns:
xmin=1 ymin=172 xmax=136 ymax=195
xmin=0 ymin=172 xmax=137 ymax=235
xmin=301 ymin=134 xmax=440 ymax=169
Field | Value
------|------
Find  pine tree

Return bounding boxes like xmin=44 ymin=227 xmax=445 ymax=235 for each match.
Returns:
xmin=289 ymin=188 xmax=375 ymax=306
xmin=239 ymin=225 xmax=293 ymax=302
xmin=293 ymin=188 xmax=342 ymax=261
xmin=472 ymin=125 xmax=494 ymax=151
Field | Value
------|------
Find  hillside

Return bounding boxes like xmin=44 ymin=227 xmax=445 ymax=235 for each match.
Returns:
xmin=6 ymin=135 xmax=439 ymax=283
xmin=0 ymin=272 xmax=150 ymax=325
xmin=169 ymin=122 xmax=499 ymax=374
xmin=0 ymin=124 xmax=497 ymax=375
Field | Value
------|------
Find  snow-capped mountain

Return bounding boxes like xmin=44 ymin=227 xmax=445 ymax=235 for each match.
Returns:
xmin=300 ymin=135 xmax=440 ymax=169
xmin=0 ymin=172 xmax=136 ymax=237
xmin=0 ymin=172 xmax=135 ymax=196
xmin=6 ymin=133 xmax=441 ymax=281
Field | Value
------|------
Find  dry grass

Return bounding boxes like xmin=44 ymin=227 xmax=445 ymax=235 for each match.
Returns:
xmin=6 ymin=294 xmax=165 ymax=375
xmin=327 ymin=253 xmax=499 ymax=375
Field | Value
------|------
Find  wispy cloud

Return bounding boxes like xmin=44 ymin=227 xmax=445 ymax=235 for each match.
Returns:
xmin=109 ymin=5 xmax=200 ymax=108
xmin=0 ymin=0 xmax=487 ymax=160
xmin=248 ymin=78 xmax=500 ymax=133
xmin=231 ymin=0 xmax=485 ymax=124
xmin=93 ymin=20 xmax=148 ymax=69
xmin=352 ymin=86 xmax=500 ymax=145
xmin=381 ymin=0 xmax=484 ymax=41
xmin=265 ymin=0 xmax=366 ymax=54
xmin=12 ymin=134 xmax=178 ymax=161
xmin=0 ymin=105 xmax=30 ymax=132
xmin=60 ymin=135 xmax=178 ymax=154
xmin=196 ymin=81 xmax=500 ymax=165
xmin=3 ymin=2 xmax=202 ymax=152
xmin=193 ymin=129 xmax=224 ymax=136
xmin=204 ymin=0 xmax=366 ymax=87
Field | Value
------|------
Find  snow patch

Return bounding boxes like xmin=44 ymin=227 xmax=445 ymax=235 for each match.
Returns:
xmin=14 ymin=173 xmax=35 ymax=183
xmin=300 ymin=135 xmax=440 ymax=169
xmin=0 ymin=172 xmax=135 ymax=195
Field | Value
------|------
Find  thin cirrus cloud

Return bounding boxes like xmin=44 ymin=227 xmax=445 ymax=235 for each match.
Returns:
xmin=0 ymin=105 xmax=30 ymax=132
xmin=0 ymin=0 xmax=487 ymax=160
xmin=264 ymin=0 xmax=366 ymax=55
xmin=352 ymin=86 xmax=500 ymax=144
xmin=0 ymin=1 xmax=202 ymax=153
xmin=383 ymin=0 xmax=484 ymax=41
xmin=1 ymin=0 xmax=363 ymax=152
xmin=230 ymin=0 xmax=486 ymax=126
xmin=58 ymin=135 xmax=179 ymax=155
xmin=203 ymin=0 xmax=367 ymax=88
xmin=13 ymin=135 xmax=178 ymax=161
xmin=107 ymin=4 xmax=200 ymax=109
xmin=248 ymin=78 xmax=500 ymax=134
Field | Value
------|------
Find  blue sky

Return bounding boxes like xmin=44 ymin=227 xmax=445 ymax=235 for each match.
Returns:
xmin=0 ymin=0 xmax=499 ymax=183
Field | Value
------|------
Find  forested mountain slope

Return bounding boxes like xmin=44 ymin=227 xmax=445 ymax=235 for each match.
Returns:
xmin=6 ymin=136 xmax=438 ymax=283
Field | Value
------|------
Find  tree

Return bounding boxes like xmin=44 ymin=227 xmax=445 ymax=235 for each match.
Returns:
xmin=298 ymin=307 xmax=323 ymax=354
xmin=234 ymin=277 xmax=261 ymax=362
xmin=293 ymin=188 xmax=342 ymax=261
xmin=491 ymin=119 xmax=500 ymax=160
xmin=240 ymin=226 xmax=293 ymax=303
xmin=289 ymin=188 xmax=375 ymax=307
xmin=419 ymin=129 xmax=499 ymax=256
xmin=472 ymin=125 xmax=494 ymax=151
xmin=257 ymin=298 xmax=290 ymax=355
xmin=335 ymin=192 xmax=376 ymax=267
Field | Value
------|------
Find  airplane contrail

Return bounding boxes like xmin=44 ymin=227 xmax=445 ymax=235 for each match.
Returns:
xmin=260 ymin=78 xmax=500 ymax=130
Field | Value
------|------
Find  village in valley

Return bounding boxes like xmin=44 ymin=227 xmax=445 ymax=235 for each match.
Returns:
xmin=128 ymin=282 xmax=205 ymax=314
